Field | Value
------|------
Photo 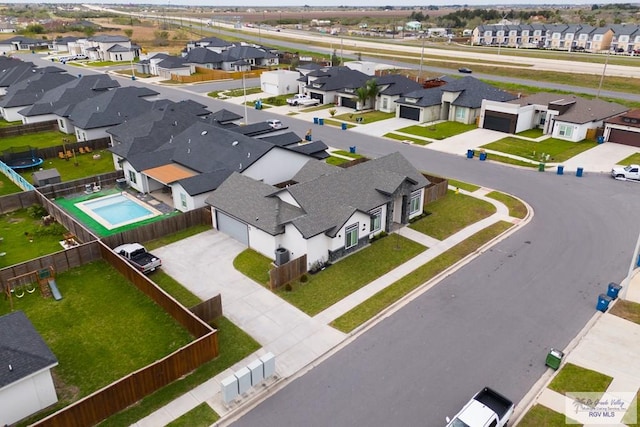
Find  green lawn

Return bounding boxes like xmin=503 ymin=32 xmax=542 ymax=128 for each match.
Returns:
xmin=617 ymin=152 xmax=640 ymax=166
xmin=481 ymin=137 xmax=598 ymax=163
xmin=261 ymin=93 xmax=296 ymax=106
xmin=447 ymin=179 xmax=480 ymax=192
xmin=623 ymin=390 xmax=639 ymax=426
xmin=166 ymin=403 xmax=219 ymax=427
xmin=0 ymin=130 xmax=77 ymax=150
xmin=326 ymin=156 xmax=351 ymax=166
xmin=144 ymin=225 xmax=212 ymax=251
xmin=0 ymin=118 xmax=21 ymax=128
xmin=518 ymin=404 xmax=581 ymax=427
xmin=0 ymin=172 xmax=22 ymax=196
xmin=333 ymin=111 xmax=395 ymax=124
xmin=235 ymin=235 xmax=426 ymax=316
xmin=151 ymin=270 xmax=202 ymax=308
xmin=485 ymin=191 xmax=528 ymax=219
xmin=100 ymin=316 xmax=259 ymax=427
xmin=1 ymin=261 xmax=193 ymax=411
xmin=549 ymin=363 xmax=613 ymax=396
xmin=472 ymin=150 xmax=539 ymax=168
xmin=396 ymin=122 xmax=476 ymax=140
xmin=517 ymin=128 xmax=544 ymax=138
xmin=331 ymin=221 xmax=513 ymax=332
xmin=383 ymin=132 xmax=430 ymax=145
xmin=208 ymin=87 xmax=262 ymax=98
xmin=19 ymin=149 xmax=114 ymax=183
xmin=332 ymin=149 xmax=364 ymax=159
xmin=410 ymin=190 xmax=496 ymax=240
xmin=323 ymin=118 xmax=356 ymax=128
xmin=0 ymin=207 xmax=72 ymax=268
xmin=300 ymin=103 xmax=335 ymax=112
xmin=233 ymin=249 xmax=271 ymax=284
xmin=609 ymin=299 xmax=640 ymax=325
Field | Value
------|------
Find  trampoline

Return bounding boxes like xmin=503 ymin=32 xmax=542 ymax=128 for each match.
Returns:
xmin=2 ymin=146 xmax=44 ymax=170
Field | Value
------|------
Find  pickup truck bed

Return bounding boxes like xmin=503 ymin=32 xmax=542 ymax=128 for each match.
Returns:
xmin=474 ymin=387 xmax=513 ymax=420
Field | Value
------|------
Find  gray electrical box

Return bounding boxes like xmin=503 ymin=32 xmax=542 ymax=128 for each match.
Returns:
xmin=248 ymin=359 xmax=264 ymax=386
xmin=260 ymin=352 xmax=276 ymax=378
xmin=220 ymin=375 xmax=238 ymax=404
xmin=274 ymin=247 xmax=289 ymax=266
xmin=235 ymin=367 xmax=251 ymax=395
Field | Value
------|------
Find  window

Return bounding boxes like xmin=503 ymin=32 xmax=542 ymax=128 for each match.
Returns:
xmin=619 ymin=36 xmax=629 ymax=42
xmin=484 ymin=31 xmax=492 ymax=37
xmin=128 ymin=170 xmax=137 ymax=184
xmin=410 ymin=191 xmax=421 ymax=215
xmin=579 ymin=34 xmax=588 ymax=41
xmin=58 ymin=119 xmax=64 ymax=129
xmin=370 ymin=208 xmax=382 ymax=233
xmin=522 ymin=30 xmax=529 ymax=36
xmin=552 ymin=33 xmax=560 ymax=39
xmin=509 ymin=30 xmax=517 ymax=36
xmin=594 ymin=35 xmax=602 ymax=41
xmin=345 ymin=224 xmax=358 ymax=249
xmin=455 ymin=108 xmax=465 ymax=120
xmin=558 ymin=125 xmax=573 ymax=137
xmin=180 ymin=193 xmax=187 ymax=209
xmin=382 ymin=98 xmax=388 ymax=110
xmin=534 ymin=30 xmax=541 ymax=36
xmin=566 ymin=33 xmax=573 ymax=40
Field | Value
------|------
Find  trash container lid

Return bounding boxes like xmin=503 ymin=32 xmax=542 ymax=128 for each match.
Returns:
xmin=549 ymin=348 xmax=564 ymax=358
xmin=599 ymin=293 xmax=612 ymax=301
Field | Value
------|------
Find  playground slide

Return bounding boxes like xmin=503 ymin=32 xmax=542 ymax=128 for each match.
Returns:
xmin=48 ymin=279 xmax=62 ymax=301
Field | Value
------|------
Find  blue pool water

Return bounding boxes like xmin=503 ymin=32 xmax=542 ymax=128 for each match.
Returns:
xmin=78 ymin=194 xmax=159 ymax=229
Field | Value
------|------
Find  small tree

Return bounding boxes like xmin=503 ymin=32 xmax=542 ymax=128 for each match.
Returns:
xmin=355 ymin=86 xmax=368 ymax=110
xmin=331 ymin=49 xmax=340 ymax=66
xmin=83 ymin=27 xmax=96 ymax=38
xmin=365 ymin=79 xmax=380 ymax=111
xmin=124 ymin=29 xmax=133 ymax=39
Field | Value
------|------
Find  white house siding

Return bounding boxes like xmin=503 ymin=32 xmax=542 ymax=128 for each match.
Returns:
xmin=1 ymin=106 xmax=25 ymax=122
xmin=379 ymin=95 xmax=397 ymax=113
xmin=249 ymin=225 xmax=279 ymax=259
xmin=328 ymin=211 xmax=371 ymax=252
xmin=171 ymin=183 xmax=210 ymax=212
xmin=305 ymin=232 xmax=332 ymax=268
xmin=242 ymin=149 xmax=311 ymax=185
xmin=57 ymin=117 xmax=74 ymax=134
xmin=260 ymin=70 xmax=299 ymax=96
xmin=112 ymin=153 xmax=123 ymax=170
xmin=551 ymin=121 xmax=591 ymax=142
xmin=516 ymin=105 xmax=537 ymax=133
xmin=0 ymin=369 xmax=57 ymax=426
xmin=274 ymin=189 xmax=301 ymax=207
xmin=75 ymin=127 xmax=109 ymax=142
xmin=21 ymin=113 xmax=57 ymax=124
xmin=123 ymin=163 xmax=145 ymax=193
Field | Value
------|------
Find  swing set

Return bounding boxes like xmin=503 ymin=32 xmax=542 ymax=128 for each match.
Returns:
xmin=2 ymin=266 xmax=58 ymax=311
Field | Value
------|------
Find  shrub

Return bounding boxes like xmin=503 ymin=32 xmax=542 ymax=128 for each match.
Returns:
xmin=329 ymin=108 xmax=337 ymax=117
xmin=27 ymin=204 xmax=48 ymax=219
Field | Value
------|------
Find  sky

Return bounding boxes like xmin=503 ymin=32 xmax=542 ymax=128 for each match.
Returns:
xmin=0 ymin=1 xmax=625 ymax=6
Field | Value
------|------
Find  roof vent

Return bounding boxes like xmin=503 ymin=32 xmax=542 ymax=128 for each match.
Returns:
xmin=239 ymin=163 xmax=242 ymax=169
xmin=201 ymin=130 xmax=207 ymax=135
xmin=187 ymin=148 xmax=191 ymax=154
xmin=247 ymin=152 xmax=250 ymax=158
xmin=232 ymin=141 xmax=239 ymax=146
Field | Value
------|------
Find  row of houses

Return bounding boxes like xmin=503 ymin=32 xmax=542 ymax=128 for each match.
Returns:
xmin=471 ymin=23 xmax=640 ymax=53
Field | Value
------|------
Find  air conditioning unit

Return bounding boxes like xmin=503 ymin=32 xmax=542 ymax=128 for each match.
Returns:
xmin=274 ymin=247 xmax=289 ymax=266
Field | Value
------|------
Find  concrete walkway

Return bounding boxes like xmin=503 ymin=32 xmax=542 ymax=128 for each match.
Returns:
xmin=132 ymin=187 xmax=528 ymax=426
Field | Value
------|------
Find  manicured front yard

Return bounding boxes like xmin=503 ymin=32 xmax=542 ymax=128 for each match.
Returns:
xmin=235 ymin=235 xmax=426 ymax=316
xmin=383 ymin=132 xmax=430 ymax=145
xmin=333 ymin=110 xmax=395 ymax=124
xmin=481 ymin=137 xmax=598 ymax=163
xmin=0 ymin=130 xmax=77 ymax=150
xmin=486 ymin=191 xmax=528 ymax=219
xmin=396 ymin=122 xmax=476 ymax=140
xmin=166 ymin=403 xmax=219 ymax=427
xmin=618 ymin=152 xmax=640 ymax=166
xmin=549 ymin=363 xmax=613 ymax=396
xmin=609 ymin=299 xmax=640 ymax=325
xmin=518 ymin=404 xmax=581 ymax=426
xmin=410 ymin=190 xmax=496 ymax=240
xmin=208 ymin=87 xmax=262 ymax=98
xmin=323 ymin=118 xmax=355 ymax=128
xmin=1 ymin=261 xmax=193 ymax=416
xmin=447 ymin=179 xmax=480 ymax=192
xmin=517 ymin=128 xmax=544 ymax=138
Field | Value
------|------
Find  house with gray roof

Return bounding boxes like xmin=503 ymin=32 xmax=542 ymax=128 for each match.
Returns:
xmin=297 ymin=66 xmax=370 ymax=107
xmin=186 ymin=36 xmax=234 ymax=53
xmin=59 ymin=86 xmax=159 ymax=141
xmin=70 ymin=35 xmax=138 ymax=62
xmin=0 ymin=57 xmax=37 ymax=96
xmin=108 ymin=109 xmax=328 ymax=212
xmin=0 ymin=68 xmax=75 ymax=122
xmin=395 ymin=76 xmax=516 ymax=124
xmin=18 ymin=74 xmax=120 ymax=124
xmin=480 ymin=92 xmax=628 ymax=141
xmin=183 ymin=47 xmax=223 ymax=69
xmin=205 ymin=152 xmax=429 ymax=268
xmin=0 ymin=36 xmax=47 ymax=54
xmin=0 ymin=311 xmax=58 ymax=426
xmin=374 ymin=74 xmax=423 ymax=113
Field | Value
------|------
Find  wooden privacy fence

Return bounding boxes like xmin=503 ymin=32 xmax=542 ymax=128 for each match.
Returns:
xmin=36 ymin=170 xmax=123 ymax=199
xmin=269 ymin=254 xmax=307 ymax=290
xmin=35 ymin=192 xmax=98 ymax=244
xmin=36 ymin=137 xmax=111 ymax=160
xmin=422 ymin=173 xmax=449 ymax=205
xmin=0 ymin=120 xmax=57 ymax=138
xmin=172 ymin=67 xmax=264 ymax=83
xmin=190 ymin=294 xmax=223 ymax=323
xmin=0 ymin=189 xmax=39 ymax=214
xmin=31 ymin=242 xmax=219 ymax=427
xmin=102 ymin=207 xmax=212 ymax=248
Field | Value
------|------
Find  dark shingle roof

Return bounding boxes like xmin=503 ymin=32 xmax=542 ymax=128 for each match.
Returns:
xmin=88 ymin=35 xmax=130 ymax=43
xmin=208 ymin=108 xmax=242 ymax=124
xmin=157 ymin=56 xmax=189 ymax=69
xmin=287 ymin=140 xmax=330 ymax=160
xmin=257 ymin=131 xmax=302 ymax=147
xmin=0 ymin=70 xmax=76 ymax=108
xmin=305 ymin=66 xmax=369 ymax=92
xmin=375 ymin=74 xmax=423 ymax=96
xmin=0 ymin=311 xmax=58 ymax=389
xmin=106 ymin=44 xmax=130 ymax=53
xmin=183 ymin=47 xmax=222 ymax=64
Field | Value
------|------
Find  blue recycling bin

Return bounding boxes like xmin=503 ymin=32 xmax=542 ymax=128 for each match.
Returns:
xmin=131 ymin=75 xmax=136 ymax=81
xmin=318 ymin=118 xmax=324 ymax=126
xmin=479 ymin=152 xmax=487 ymax=161
xmin=349 ymin=146 xmax=356 ymax=154
xmin=597 ymin=136 xmax=605 ymax=144
xmin=305 ymin=134 xmax=312 ymax=141
xmin=576 ymin=167 xmax=584 ymax=177
xmin=466 ymin=149 xmax=475 ymax=159
xmin=341 ymin=122 xmax=347 ymax=130
xmin=597 ymin=293 xmax=612 ymax=312
xmin=557 ymin=165 xmax=564 ymax=175
xmin=607 ymin=282 xmax=622 ymax=299
xmin=313 ymin=117 xmax=319 ymax=124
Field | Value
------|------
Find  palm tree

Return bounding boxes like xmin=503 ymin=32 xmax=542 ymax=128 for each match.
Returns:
xmin=355 ymin=86 xmax=368 ymax=111
xmin=366 ymin=79 xmax=380 ymax=111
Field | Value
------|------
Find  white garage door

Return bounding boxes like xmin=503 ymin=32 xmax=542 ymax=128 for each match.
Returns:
xmin=216 ymin=211 xmax=249 ymax=245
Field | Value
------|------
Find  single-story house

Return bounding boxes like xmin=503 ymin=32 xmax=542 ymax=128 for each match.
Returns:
xmin=0 ymin=36 xmax=46 ymax=54
xmin=260 ymin=69 xmax=300 ymax=95
xmin=206 ymin=152 xmax=429 ymax=268
xmin=0 ymin=311 xmax=58 ymax=426
xmin=298 ymin=65 xmax=369 ymax=107
xmin=604 ymin=109 xmax=640 ymax=147
xmin=480 ymin=93 xmax=628 ymax=141
xmin=374 ymin=74 xmax=423 ymax=113
xmin=396 ymin=76 xmax=516 ymax=124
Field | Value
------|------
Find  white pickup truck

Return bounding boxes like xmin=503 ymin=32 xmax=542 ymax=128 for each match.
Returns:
xmin=611 ymin=164 xmax=640 ymax=180
xmin=286 ymin=94 xmax=320 ymax=106
xmin=446 ymin=387 xmax=514 ymax=427
xmin=114 ymin=243 xmax=162 ymax=274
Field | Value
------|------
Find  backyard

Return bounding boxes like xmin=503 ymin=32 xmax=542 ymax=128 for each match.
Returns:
xmin=19 ymin=149 xmax=115 ymax=183
xmin=0 ymin=130 xmax=77 ymax=150
xmin=481 ymin=137 xmax=598 ymax=163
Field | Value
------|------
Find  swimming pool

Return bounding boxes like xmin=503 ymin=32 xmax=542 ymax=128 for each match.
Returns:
xmin=75 ymin=193 xmax=162 ymax=230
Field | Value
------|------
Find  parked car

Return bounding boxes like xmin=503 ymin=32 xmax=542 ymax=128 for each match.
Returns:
xmin=267 ymin=119 xmax=283 ymax=129
xmin=611 ymin=164 xmax=640 ymax=180
xmin=286 ymin=94 xmax=320 ymax=106
xmin=446 ymin=387 xmax=514 ymax=427
xmin=114 ymin=243 xmax=162 ymax=274
xmin=458 ymin=67 xmax=473 ymax=74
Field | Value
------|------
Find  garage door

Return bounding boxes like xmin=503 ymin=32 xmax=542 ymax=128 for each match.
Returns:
xmin=399 ymin=106 xmax=420 ymax=121
xmin=216 ymin=211 xmax=248 ymax=245
xmin=483 ymin=113 xmax=514 ymax=133
xmin=341 ymin=97 xmax=357 ymax=109
xmin=609 ymin=129 xmax=640 ymax=147
xmin=309 ymin=92 xmax=324 ymax=103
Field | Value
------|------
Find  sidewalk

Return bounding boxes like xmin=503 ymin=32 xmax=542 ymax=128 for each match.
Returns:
xmin=133 ymin=187 xmax=529 ymax=426
xmin=512 ymin=271 xmax=640 ymax=426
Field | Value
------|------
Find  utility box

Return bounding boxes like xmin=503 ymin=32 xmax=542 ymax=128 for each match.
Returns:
xmin=274 ymin=247 xmax=289 ymax=266
xmin=260 ymin=352 xmax=276 ymax=378
xmin=220 ymin=375 xmax=238 ymax=404
xmin=248 ymin=359 xmax=264 ymax=386
xmin=545 ymin=348 xmax=564 ymax=370
xmin=235 ymin=367 xmax=251 ymax=395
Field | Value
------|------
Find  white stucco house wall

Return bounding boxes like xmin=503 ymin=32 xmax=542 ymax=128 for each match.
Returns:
xmin=260 ymin=69 xmax=300 ymax=95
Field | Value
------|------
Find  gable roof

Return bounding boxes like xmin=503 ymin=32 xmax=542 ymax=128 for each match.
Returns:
xmin=220 ymin=45 xmax=276 ymax=62
xmin=157 ymin=55 xmax=189 ymax=69
xmin=88 ymin=35 xmax=130 ymax=43
xmin=183 ymin=47 xmax=222 ymax=64
xmin=19 ymin=74 xmax=120 ymax=117
xmin=208 ymin=108 xmax=242 ymax=124
xmin=65 ymin=86 xmax=158 ymax=129
xmin=0 ymin=70 xmax=76 ymax=109
xmin=106 ymin=44 xmax=130 ymax=53
xmin=305 ymin=66 xmax=370 ymax=92
xmin=194 ymin=36 xmax=233 ymax=47
xmin=208 ymin=152 xmax=429 ymax=239
xmin=0 ymin=311 xmax=58 ymax=389
xmin=375 ymin=74 xmax=423 ymax=96
xmin=510 ymin=93 xmax=629 ymax=124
